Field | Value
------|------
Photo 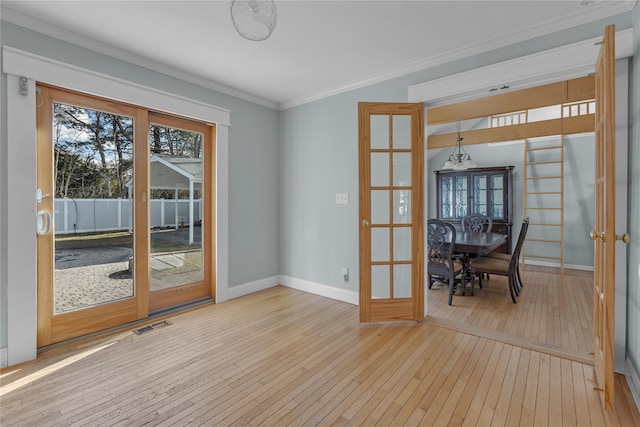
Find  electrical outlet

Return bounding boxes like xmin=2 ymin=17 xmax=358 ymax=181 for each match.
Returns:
xmin=336 ymin=193 xmax=349 ymax=204
xmin=341 ymin=267 xmax=349 ymax=282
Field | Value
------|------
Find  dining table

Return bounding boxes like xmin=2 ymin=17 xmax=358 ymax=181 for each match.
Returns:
xmin=450 ymin=229 xmax=508 ymax=257
xmin=443 ymin=229 xmax=508 ymax=295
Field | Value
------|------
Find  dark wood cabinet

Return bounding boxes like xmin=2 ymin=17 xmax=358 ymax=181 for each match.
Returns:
xmin=434 ymin=166 xmax=514 ymax=253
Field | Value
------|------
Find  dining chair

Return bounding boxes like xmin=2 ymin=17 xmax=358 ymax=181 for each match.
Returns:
xmin=462 ymin=213 xmax=493 ymax=233
xmin=427 ymin=219 xmax=465 ymax=305
xmin=469 ymin=217 xmax=530 ymax=303
xmin=461 ymin=213 xmax=493 ymax=283
xmin=485 ymin=217 xmax=530 ymax=295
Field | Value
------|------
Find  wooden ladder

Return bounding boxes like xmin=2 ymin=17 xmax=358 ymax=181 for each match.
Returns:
xmin=522 ymin=137 xmax=565 ymax=274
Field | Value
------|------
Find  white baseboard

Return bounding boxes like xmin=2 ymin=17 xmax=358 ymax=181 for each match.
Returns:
xmin=523 ymin=259 xmax=593 ymax=272
xmin=626 ymin=358 xmax=640 ymax=413
xmin=1 ymin=348 xmax=7 ymax=368
xmin=279 ymin=275 xmax=358 ymax=306
xmin=226 ymin=275 xmax=280 ymax=300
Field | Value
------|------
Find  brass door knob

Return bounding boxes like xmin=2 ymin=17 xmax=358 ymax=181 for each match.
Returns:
xmin=590 ymin=230 xmax=606 ymax=241
xmin=361 ymin=219 xmax=370 ymax=227
xmin=616 ymin=233 xmax=630 ymax=244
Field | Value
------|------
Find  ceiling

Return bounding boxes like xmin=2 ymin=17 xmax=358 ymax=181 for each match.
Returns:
xmin=1 ymin=1 xmax=635 ymax=110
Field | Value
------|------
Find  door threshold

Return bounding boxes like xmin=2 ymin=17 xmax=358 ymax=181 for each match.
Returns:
xmin=37 ymin=297 xmax=215 ymax=355
xmin=426 ymin=315 xmax=593 ymax=365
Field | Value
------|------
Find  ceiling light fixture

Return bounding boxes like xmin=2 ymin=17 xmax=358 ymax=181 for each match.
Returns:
xmin=230 ymin=0 xmax=277 ymax=41
xmin=442 ymin=122 xmax=477 ymax=170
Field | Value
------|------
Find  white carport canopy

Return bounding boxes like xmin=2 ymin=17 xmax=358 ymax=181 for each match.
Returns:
xmin=128 ymin=154 xmax=202 ymax=244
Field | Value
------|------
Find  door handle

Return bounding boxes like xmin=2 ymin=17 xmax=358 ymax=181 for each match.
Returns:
xmin=616 ymin=233 xmax=630 ymax=244
xmin=36 ymin=210 xmax=52 ymax=235
xmin=590 ymin=230 xmax=605 ymax=242
xmin=36 ymin=188 xmax=50 ymax=204
xmin=361 ymin=219 xmax=370 ymax=227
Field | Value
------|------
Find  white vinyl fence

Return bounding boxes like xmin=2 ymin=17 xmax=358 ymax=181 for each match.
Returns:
xmin=54 ymin=198 xmax=202 ymax=234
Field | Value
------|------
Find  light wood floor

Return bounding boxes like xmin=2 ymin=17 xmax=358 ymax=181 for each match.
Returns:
xmin=1 ymin=285 xmax=639 ymax=426
xmin=428 ymin=265 xmax=594 ymax=362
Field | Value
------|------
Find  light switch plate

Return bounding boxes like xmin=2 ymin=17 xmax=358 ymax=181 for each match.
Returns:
xmin=336 ymin=193 xmax=349 ymax=204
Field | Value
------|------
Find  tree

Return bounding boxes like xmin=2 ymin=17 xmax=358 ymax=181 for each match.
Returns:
xmin=54 ymin=103 xmax=133 ymax=199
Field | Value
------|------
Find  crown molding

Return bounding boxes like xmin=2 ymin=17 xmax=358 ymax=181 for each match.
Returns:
xmin=279 ymin=1 xmax=634 ymax=109
xmin=1 ymin=1 xmax=634 ymax=111
xmin=3 ymin=46 xmax=232 ymax=126
xmin=408 ymin=28 xmax=633 ymax=106
xmin=0 ymin=7 xmax=278 ymax=110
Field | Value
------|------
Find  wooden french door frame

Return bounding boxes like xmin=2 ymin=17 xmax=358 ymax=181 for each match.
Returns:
xmin=358 ymin=102 xmax=424 ymax=322
xmin=36 ymin=86 xmax=215 ymax=346
xmin=592 ymin=24 xmax=616 ymax=411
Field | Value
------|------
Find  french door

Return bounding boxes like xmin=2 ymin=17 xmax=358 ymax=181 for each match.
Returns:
xmin=591 ymin=24 xmax=616 ymax=411
xmin=358 ymin=102 xmax=424 ymax=322
xmin=36 ymin=86 xmax=214 ymax=346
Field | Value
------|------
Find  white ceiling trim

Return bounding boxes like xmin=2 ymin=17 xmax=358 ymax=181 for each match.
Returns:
xmin=1 ymin=2 xmax=635 ymax=111
xmin=281 ymin=1 xmax=636 ymax=110
xmin=409 ymin=28 xmax=634 ymax=107
xmin=2 ymin=46 xmax=231 ymax=126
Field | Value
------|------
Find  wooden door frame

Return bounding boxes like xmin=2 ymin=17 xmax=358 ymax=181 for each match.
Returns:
xmin=358 ymin=102 xmax=424 ymax=322
xmin=147 ymin=112 xmax=216 ymax=312
xmin=36 ymin=86 xmax=216 ymax=346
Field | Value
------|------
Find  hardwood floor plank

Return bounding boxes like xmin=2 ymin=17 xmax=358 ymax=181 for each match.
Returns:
xmin=561 ymin=358 xmax=577 ymax=425
xmin=384 ymin=329 xmax=462 ymax=426
xmin=431 ymin=338 xmax=489 ymax=426
xmin=548 ymin=356 xmax=564 ymax=425
xmin=1 ymin=285 xmax=638 ymax=427
xmin=572 ymin=360 xmax=592 ymax=426
xmin=447 ymin=339 xmax=497 ymax=426
xmin=410 ymin=333 xmax=474 ymax=420
xmin=520 ymin=352 xmax=546 ymax=426
xmin=428 ymin=265 xmax=594 ymax=361
xmin=583 ymin=364 xmax=606 ymax=427
xmin=416 ymin=335 xmax=481 ymax=425
xmin=532 ymin=352 xmax=549 ymax=427
xmin=357 ymin=331 xmax=456 ymax=426
xmin=505 ymin=349 xmax=531 ymax=426
xmin=269 ymin=324 xmax=436 ymax=426
xmin=460 ymin=342 xmax=505 ymax=427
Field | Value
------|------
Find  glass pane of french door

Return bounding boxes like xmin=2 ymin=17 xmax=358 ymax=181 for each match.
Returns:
xmin=148 ymin=123 xmax=204 ymax=291
xmin=52 ymin=102 xmax=135 ymax=314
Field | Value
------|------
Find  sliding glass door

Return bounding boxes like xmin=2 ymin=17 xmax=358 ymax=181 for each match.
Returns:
xmin=36 ymin=86 xmax=215 ymax=346
xmin=148 ymin=113 xmax=214 ymax=312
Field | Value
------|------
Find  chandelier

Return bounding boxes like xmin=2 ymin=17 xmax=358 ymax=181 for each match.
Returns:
xmin=230 ymin=0 xmax=277 ymax=41
xmin=442 ymin=122 xmax=477 ymax=170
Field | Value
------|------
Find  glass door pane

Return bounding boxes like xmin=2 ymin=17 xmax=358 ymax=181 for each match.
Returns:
xmin=454 ymin=175 xmax=468 ymax=218
xmin=441 ymin=176 xmax=453 ymax=218
xmin=53 ymin=102 xmax=134 ymax=314
xmin=490 ymin=174 xmax=505 ymax=219
xmin=148 ymin=124 xmax=204 ymax=291
xmin=473 ymin=175 xmax=487 ymax=215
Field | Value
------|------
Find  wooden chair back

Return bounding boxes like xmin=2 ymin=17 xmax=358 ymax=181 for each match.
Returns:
xmin=462 ymin=213 xmax=493 ymax=233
